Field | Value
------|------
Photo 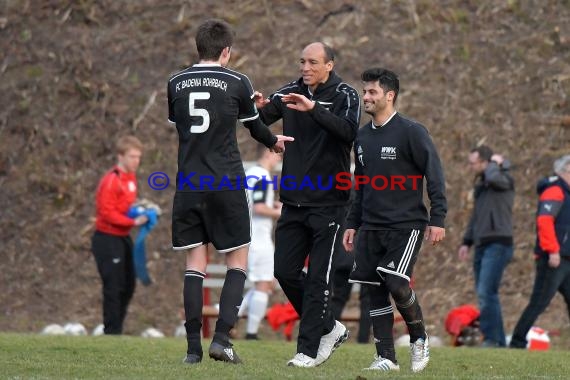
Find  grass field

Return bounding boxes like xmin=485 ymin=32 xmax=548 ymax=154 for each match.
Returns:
xmin=1 ymin=333 xmax=568 ymax=379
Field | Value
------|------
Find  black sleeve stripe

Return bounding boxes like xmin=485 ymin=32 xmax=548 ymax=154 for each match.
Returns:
xmin=273 ymin=82 xmax=299 ymax=94
xmin=251 ymin=181 xmax=268 ymax=204
xmin=239 ymin=113 xmax=259 ymax=122
xmin=538 ymin=200 xmax=563 ymax=217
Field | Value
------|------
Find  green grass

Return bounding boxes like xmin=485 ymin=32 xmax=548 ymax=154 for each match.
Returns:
xmin=0 ymin=333 xmax=568 ymax=379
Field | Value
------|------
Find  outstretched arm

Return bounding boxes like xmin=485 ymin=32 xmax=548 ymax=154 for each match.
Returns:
xmin=243 ymin=117 xmax=294 ymax=153
xmin=280 ymin=91 xmax=360 ymax=142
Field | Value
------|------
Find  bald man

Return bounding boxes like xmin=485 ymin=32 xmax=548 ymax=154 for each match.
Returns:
xmin=255 ymin=42 xmax=361 ymax=367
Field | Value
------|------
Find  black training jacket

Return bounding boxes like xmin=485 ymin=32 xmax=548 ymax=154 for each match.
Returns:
xmin=259 ymin=72 xmax=361 ymax=207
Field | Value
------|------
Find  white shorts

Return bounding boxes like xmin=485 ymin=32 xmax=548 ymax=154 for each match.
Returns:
xmin=247 ymin=242 xmax=274 ymax=282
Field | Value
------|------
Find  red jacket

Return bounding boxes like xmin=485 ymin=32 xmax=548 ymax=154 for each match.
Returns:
xmin=445 ymin=304 xmax=479 ymax=337
xmin=95 ymin=166 xmax=137 ymax=236
xmin=536 ymin=185 xmax=564 ymax=255
xmin=534 ymin=175 xmax=570 ymax=257
xmin=444 ymin=304 xmax=480 ymax=346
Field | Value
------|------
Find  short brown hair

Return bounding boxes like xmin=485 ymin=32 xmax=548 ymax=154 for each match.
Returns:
xmin=196 ymin=19 xmax=234 ymax=61
xmin=116 ymin=136 xmax=143 ymax=155
xmin=471 ymin=145 xmax=493 ymax=162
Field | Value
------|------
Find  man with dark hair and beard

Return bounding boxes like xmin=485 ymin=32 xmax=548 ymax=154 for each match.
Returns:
xmin=343 ymin=68 xmax=447 ymax=372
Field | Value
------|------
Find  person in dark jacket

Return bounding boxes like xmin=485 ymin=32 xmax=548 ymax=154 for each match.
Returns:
xmin=458 ymin=145 xmax=514 ymax=347
xmin=343 ymin=68 xmax=447 ymax=373
xmin=255 ymin=42 xmax=361 ymax=367
xmin=510 ymin=155 xmax=570 ymax=348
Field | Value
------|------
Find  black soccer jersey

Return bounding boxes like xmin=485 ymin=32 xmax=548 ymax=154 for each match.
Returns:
xmin=167 ymin=64 xmax=261 ymax=192
xmin=346 ymin=113 xmax=447 ymax=230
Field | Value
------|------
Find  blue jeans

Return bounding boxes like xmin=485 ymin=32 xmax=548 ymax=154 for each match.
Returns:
xmin=474 ymin=243 xmax=513 ymax=347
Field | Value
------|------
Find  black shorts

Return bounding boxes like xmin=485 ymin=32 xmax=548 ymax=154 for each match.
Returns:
xmin=349 ymin=228 xmax=424 ymax=285
xmin=172 ymin=190 xmax=251 ymax=253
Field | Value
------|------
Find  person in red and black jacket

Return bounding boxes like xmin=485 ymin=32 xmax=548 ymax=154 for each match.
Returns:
xmin=510 ymin=155 xmax=570 ymax=348
xmin=92 ymin=136 xmax=148 ymax=335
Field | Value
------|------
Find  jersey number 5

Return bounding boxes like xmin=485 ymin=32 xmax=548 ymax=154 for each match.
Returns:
xmin=189 ymin=92 xmax=211 ymax=133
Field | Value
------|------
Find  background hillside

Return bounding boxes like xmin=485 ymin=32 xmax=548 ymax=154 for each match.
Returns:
xmin=1 ymin=0 xmax=569 ymax=342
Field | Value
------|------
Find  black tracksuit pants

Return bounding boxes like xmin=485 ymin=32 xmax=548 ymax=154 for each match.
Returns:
xmin=274 ymin=205 xmax=345 ymax=358
xmin=330 ymin=248 xmax=372 ymax=343
xmin=510 ymin=255 xmax=570 ymax=348
xmin=92 ymin=231 xmax=136 ymax=335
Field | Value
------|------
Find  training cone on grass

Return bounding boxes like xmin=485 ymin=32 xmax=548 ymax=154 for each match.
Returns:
xmin=526 ymin=327 xmax=550 ymax=351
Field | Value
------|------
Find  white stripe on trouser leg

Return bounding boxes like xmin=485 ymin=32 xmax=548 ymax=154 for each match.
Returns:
xmin=369 ymin=305 xmax=393 ymax=317
xmin=370 ymin=306 xmax=393 ymax=317
xmin=325 ymin=224 xmax=341 ymax=284
xmin=397 ymin=229 xmax=419 ymax=275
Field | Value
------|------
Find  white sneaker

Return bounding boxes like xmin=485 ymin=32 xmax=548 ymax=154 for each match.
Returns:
xmin=287 ymin=353 xmax=317 ymax=367
xmin=410 ymin=334 xmax=430 ymax=372
xmin=364 ymin=355 xmax=400 ymax=371
xmin=315 ymin=320 xmax=349 ymax=365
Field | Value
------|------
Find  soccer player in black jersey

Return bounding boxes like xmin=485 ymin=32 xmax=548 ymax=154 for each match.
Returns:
xmin=342 ymin=68 xmax=447 ymax=372
xmin=255 ymin=42 xmax=360 ymax=367
xmin=167 ymin=19 xmax=293 ymax=365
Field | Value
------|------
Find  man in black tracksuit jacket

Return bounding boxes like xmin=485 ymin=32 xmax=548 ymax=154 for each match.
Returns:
xmin=256 ymin=42 xmax=360 ymax=367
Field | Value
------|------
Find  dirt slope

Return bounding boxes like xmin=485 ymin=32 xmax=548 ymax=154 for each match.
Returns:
xmin=1 ymin=0 xmax=569 ymax=343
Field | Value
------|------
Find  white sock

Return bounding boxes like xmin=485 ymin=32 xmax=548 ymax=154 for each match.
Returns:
xmin=238 ymin=289 xmax=254 ymax=317
xmin=247 ymin=290 xmax=269 ymax=334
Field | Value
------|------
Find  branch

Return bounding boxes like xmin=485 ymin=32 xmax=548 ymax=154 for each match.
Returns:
xmin=133 ymin=91 xmax=157 ymax=130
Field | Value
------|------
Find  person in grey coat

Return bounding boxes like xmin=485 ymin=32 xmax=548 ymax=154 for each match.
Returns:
xmin=458 ymin=145 xmax=515 ymax=347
